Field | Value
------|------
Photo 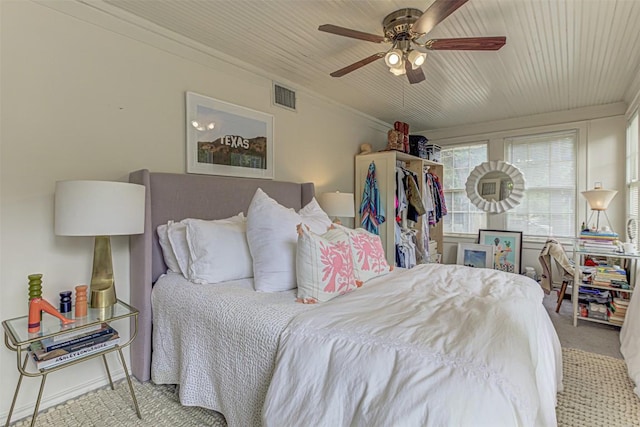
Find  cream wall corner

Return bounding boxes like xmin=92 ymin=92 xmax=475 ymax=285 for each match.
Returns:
xmin=0 ymin=0 xmax=387 ymax=421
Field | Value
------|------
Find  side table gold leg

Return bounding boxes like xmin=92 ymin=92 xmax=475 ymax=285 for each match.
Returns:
xmin=116 ymin=347 xmax=141 ymax=419
xmin=5 ymin=355 xmax=29 ymax=427
xmin=103 ymin=354 xmax=114 ymax=390
xmin=29 ymin=373 xmax=47 ymax=427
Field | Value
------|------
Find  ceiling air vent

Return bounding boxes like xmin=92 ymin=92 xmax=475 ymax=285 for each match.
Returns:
xmin=273 ymin=83 xmax=296 ymax=111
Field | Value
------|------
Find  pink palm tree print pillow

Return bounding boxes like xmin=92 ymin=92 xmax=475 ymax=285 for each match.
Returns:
xmin=295 ymin=224 xmax=359 ymax=303
xmin=334 ymin=224 xmax=392 ymax=283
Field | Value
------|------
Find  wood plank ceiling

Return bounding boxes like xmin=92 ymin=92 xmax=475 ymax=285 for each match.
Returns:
xmin=96 ymin=0 xmax=640 ymax=131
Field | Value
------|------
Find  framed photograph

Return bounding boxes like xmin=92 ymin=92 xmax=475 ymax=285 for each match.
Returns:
xmin=478 ymin=229 xmax=523 ymax=274
xmin=186 ymin=92 xmax=274 ymax=179
xmin=456 ymin=243 xmax=494 ymax=269
xmin=479 ymin=178 xmax=501 ymax=201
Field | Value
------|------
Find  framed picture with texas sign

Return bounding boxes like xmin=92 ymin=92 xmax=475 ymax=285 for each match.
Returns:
xmin=186 ymin=92 xmax=274 ymax=179
xmin=477 ymin=229 xmax=523 ymax=274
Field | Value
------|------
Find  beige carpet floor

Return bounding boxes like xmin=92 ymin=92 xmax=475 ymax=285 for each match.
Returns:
xmin=10 ymin=347 xmax=640 ymax=426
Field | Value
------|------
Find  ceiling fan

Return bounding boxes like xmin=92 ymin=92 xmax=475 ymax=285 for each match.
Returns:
xmin=319 ymin=0 xmax=506 ymax=84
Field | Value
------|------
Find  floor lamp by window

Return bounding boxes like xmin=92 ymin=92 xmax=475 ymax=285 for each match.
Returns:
xmin=581 ymin=182 xmax=617 ymax=232
xmin=55 ymin=180 xmax=145 ymax=308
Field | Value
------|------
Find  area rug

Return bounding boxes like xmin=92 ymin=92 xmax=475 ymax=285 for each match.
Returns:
xmin=11 ymin=348 xmax=640 ymax=426
xmin=557 ymin=348 xmax=640 ymax=426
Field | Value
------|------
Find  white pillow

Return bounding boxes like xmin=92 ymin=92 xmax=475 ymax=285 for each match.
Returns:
xmin=299 ymin=197 xmax=333 ymax=234
xmin=157 ymin=223 xmax=181 ymax=274
xmin=334 ymin=224 xmax=393 ymax=283
xmin=166 ymin=221 xmax=190 ymax=278
xmin=296 ymin=224 xmax=359 ymax=303
xmin=184 ymin=216 xmax=252 ymax=284
xmin=246 ymin=189 xmax=332 ymax=292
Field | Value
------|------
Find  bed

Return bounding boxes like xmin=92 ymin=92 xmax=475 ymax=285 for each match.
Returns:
xmin=128 ymin=169 xmax=563 ymax=426
xmin=621 ymin=281 xmax=640 ymax=398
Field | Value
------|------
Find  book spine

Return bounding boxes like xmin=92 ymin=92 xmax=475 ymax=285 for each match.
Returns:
xmin=41 ymin=326 xmax=116 ymax=352
xmin=33 ymin=338 xmax=120 ymax=369
xmin=35 ymin=333 xmax=119 ymax=360
xmin=51 ymin=322 xmax=105 ymax=343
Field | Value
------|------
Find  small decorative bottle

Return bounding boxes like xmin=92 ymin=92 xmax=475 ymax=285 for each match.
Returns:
xmin=59 ymin=291 xmax=72 ymax=314
xmin=75 ymin=285 xmax=88 ymax=318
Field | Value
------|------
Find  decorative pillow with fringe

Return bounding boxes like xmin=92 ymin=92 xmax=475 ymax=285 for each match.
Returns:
xmin=334 ymin=224 xmax=393 ymax=283
xmin=296 ymin=224 xmax=359 ymax=303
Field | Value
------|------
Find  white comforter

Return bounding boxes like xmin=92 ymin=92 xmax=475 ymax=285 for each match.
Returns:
xmin=621 ymin=272 xmax=640 ymax=398
xmin=263 ymin=264 xmax=563 ymax=426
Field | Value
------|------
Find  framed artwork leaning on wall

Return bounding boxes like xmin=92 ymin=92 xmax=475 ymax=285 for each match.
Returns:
xmin=478 ymin=229 xmax=523 ymax=274
xmin=456 ymin=243 xmax=494 ymax=269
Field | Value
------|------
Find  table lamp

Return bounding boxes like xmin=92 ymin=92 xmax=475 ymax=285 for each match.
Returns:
xmin=54 ymin=180 xmax=145 ymax=308
xmin=319 ymin=191 xmax=355 ymax=224
xmin=581 ymin=182 xmax=617 ymax=232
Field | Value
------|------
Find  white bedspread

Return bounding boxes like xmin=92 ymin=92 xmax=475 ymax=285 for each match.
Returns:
xmin=263 ymin=264 xmax=563 ymax=426
xmin=621 ymin=274 xmax=640 ymax=398
xmin=151 ymin=273 xmax=312 ymax=427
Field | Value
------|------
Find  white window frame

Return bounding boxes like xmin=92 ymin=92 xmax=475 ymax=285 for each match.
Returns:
xmin=435 ymin=122 xmax=587 ymax=243
xmin=626 ymin=109 xmax=639 ymax=241
xmin=504 ymin=129 xmax=579 ymax=239
xmin=440 ymin=141 xmax=488 ymax=236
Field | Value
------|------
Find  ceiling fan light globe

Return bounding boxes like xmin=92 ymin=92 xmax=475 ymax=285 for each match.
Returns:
xmin=384 ymin=49 xmax=403 ymax=67
xmin=389 ymin=65 xmax=406 ymax=76
xmin=407 ymin=50 xmax=427 ymax=69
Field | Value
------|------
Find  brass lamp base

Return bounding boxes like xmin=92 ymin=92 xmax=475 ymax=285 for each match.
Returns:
xmin=90 ymin=284 xmax=116 ymax=308
xmin=90 ymin=235 xmax=117 ymax=308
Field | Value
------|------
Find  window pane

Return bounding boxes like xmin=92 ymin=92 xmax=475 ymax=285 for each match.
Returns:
xmin=506 ymin=130 xmax=577 ymax=238
xmin=442 ymin=142 xmax=488 ymax=234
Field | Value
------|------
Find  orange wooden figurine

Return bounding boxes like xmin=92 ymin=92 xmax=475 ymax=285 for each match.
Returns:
xmin=28 ymin=298 xmax=75 ymax=333
xmin=75 ymin=285 xmax=88 ymax=318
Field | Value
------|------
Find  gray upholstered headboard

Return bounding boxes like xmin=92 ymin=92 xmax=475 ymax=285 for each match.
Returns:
xmin=128 ymin=169 xmax=314 ymax=381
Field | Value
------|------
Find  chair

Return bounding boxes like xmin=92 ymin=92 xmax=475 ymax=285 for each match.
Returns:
xmin=539 ymin=239 xmax=575 ymax=313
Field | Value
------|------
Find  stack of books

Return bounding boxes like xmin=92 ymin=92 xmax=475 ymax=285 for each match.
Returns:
xmin=29 ymin=322 xmax=120 ymax=369
xmin=608 ymin=297 xmax=630 ymax=325
xmin=578 ymin=230 xmax=619 ymax=253
xmin=592 ymin=265 xmax=629 ymax=288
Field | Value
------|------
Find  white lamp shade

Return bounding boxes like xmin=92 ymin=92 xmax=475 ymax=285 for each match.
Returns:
xmin=581 ymin=188 xmax=618 ymax=211
xmin=55 ymin=180 xmax=146 ymax=236
xmin=319 ymin=192 xmax=355 ymax=218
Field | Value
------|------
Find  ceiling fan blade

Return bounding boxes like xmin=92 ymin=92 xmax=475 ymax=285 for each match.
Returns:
xmin=405 ymin=61 xmax=426 ymax=84
xmin=426 ymin=36 xmax=507 ymax=50
xmin=318 ymin=24 xmax=386 ymax=43
xmin=330 ymin=53 xmax=384 ymax=77
xmin=412 ymin=0 xmax=469 ymax=36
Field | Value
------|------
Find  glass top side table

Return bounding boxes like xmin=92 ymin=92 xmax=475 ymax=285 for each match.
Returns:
xmin=2 ymin=299 xmax=141 ymax=427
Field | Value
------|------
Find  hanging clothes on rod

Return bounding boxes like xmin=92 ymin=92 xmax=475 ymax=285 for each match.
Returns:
xmin=395 ymin=166 xmax=425 ymax=224
xmin=425 ymin=171 xmax=447 ymax=226
xmin=396 ymin=228 xmax=418 ymax=268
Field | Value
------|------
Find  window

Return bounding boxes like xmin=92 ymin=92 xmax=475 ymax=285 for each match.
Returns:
xmin=505 ymin=130 xmax=577 ymax=238
xmin=627 ymin=110 xmax=639 ymax=238
xmin=441 ymin=143 xmax=488 ymax=234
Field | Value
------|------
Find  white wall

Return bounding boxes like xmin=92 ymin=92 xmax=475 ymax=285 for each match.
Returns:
xmin=0 ymin=1 xmax=388 ymax=421
xmin=426 ymin=107 xmax=627 ymax=278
